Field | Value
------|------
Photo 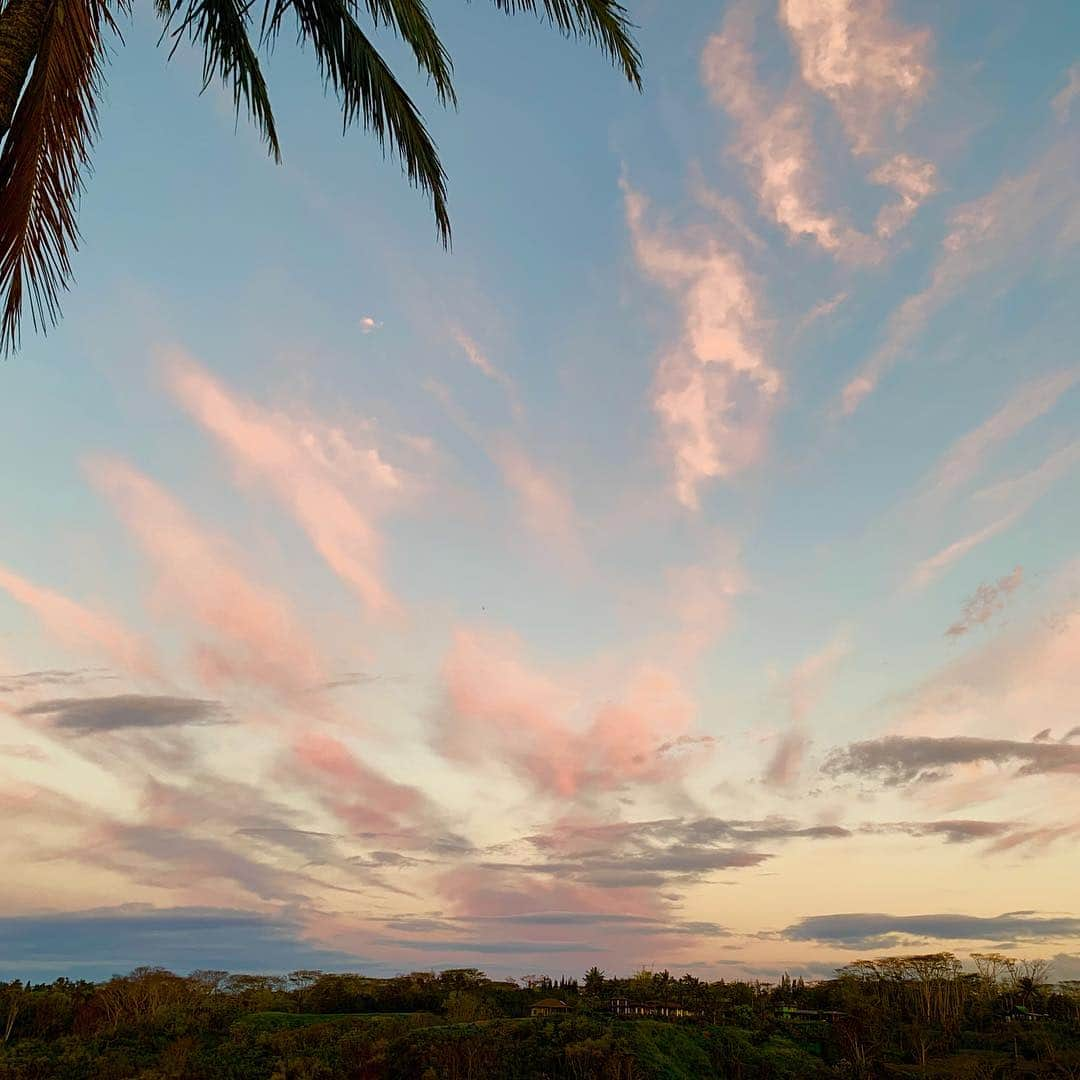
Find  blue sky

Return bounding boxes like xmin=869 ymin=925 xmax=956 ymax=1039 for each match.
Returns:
xmin=1 ymin=0 xmax=1079 ymax=981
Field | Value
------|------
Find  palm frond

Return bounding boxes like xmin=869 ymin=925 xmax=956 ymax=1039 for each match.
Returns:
xmin=165 ymin=0 xmax=280 ymax=161
xmin=0 ymin=0 xmax=107 ymax=353
xmin=269 ymin=0 xmax=449 ymax=243
xmin=488 ymin=0 xmax=641 ymax=88
xmin=360 ymin=0 xmax=455 ymax=107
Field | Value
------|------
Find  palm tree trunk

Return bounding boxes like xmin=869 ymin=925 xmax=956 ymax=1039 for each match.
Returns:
xmin=0 ymin=0 xmax=51 ymax=140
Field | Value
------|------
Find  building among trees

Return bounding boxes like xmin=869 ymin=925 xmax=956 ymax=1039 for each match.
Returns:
xmin=530 ymin=998 xmax=572 ymax=1017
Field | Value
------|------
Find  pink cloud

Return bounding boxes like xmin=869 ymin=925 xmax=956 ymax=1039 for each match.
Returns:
xmin=436 ymin=627 xmax=700 ymax=799
xmin=489 ymin=439 xmax=582 ymax=562
xmin=779 ymin=0 xmax=932 ymax=157
xmin=841 ymin=136 xmax=1080 ymax=414
xmin=165 ymin=349 xmax=402 ymax=617
xmin=908 ymin=516 xmax=1016 ymax=591
xmin=971 ymin=439 xmax=1080 ymax=515
xmin=764 ymin=728 xmax=809 ymax=788
xmin=1052 ymin=63 xmax=1080 ymax=123
xmin=702 ymin=6 xmax=879 ymax=261
xmin=436 ymin=863 xmax=661 ymax=922
xmin=623 ymin=183 xmax=781 ymax=507
xmin=661 ymin=536 xmax=746 ymax=662
xmin=765 ymin=634 xmax=850 ymax=787
xmin=289 ymin=731 xmax=430 ymax=833
xmin=86 ymin=456 xmax=326 ymax=699
xmin=451 ymin=327 xmax=523 ymax=419
xmin=787 ymin=634 xmax=852 ymax=726
xmin=905 ymin=439 xmax=1080 ymax=590
xmin=0 ymin=565 xmax=157 ymax=678
xmin=896 ymin=559 xmax=1080 ymax=751
xmin=796 ymin=290 xmax=848 ymax=333
xmin=872 ymin=154 xmax=939 ymax=238
xmin=422 ymin=376 xmax=579 ymax=557
xmin=922 ymin=369 xmax=1080 ymax=505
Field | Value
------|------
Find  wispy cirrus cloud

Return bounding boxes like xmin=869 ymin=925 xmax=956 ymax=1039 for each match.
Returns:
xmin=920 ymin=369 xmax=1080 ymax=507
xmin=908 ymin=437 xmax=1080 ymax=590
xmin=907 ymin=516 xmax=1017 ymax=591
xmin=451 ymin=327 xmax=522 ymax=420
xmin=166 ymin=350 xmax=403 ymax=618
xmin=1052 ymin=63 xmax=1080 ymax=123
xmin=488 ymin=438 xmax=583 ymax=563
xmin=623 ymin=182 xmax=780 ymax=508
xmin=423 ymin=376 xmax=581 ymax=559
xmin=841 ymin=134 xmax=1080 ymax=414
xmin=765 ymin=633 xmax=850 ymax=788
xmin=0 ymin=566 xmax=157 ymax=679
xmin=86 ymin=457 xmax=327 ymax=700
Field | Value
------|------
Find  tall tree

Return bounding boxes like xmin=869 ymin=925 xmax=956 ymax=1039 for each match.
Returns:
xmin=0 ymin=0 xmax=641 ymax=351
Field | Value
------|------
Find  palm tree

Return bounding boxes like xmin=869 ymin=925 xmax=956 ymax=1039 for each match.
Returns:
xmin=0 ymin=0 xmax=640 ymax=351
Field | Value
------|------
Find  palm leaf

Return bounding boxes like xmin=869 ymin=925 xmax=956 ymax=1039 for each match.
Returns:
xmin=268 ymin=0 xmax=449 ymax=243
xmin=165 ymin=0 xmax=280 ymax=161
xmin=0 ymin=0 xmax=108 ymax=353
xmin=360 ymin=0 xmax=455 ymax=107
xmin=488 ymin=0 xmax=641 ymax=88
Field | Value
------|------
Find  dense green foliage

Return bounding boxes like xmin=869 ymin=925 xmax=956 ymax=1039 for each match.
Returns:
xmin=2 ymin=954 xmax=1079 ymax=1078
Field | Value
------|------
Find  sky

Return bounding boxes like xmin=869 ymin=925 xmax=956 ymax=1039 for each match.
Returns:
xmin=1 ymin=0 xmax=1079 ymax=984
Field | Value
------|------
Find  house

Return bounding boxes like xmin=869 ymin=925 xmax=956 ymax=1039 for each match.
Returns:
xmin=531 ymin=998 xmax=573 ymax=1017
xmin=1006 ymin=1008 xmax=1050 ymax=1024
xmin=610 ymin=998 xmax=699 ymax=1019
xmin=774 ymin=1007 xmax=846 ymax=1023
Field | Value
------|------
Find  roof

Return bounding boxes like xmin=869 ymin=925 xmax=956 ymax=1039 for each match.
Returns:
xmin=533 ymin=998 xmax=571 ymax=1008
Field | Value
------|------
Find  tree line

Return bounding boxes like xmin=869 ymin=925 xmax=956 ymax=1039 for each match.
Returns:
xmin=2 ymin=951 xmax=1080 ymax=1077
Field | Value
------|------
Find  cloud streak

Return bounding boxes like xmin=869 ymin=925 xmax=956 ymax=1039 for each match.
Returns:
xmin=0 ymin=566 xmax=157 ymax=678
xmin=824 ymin=734 xmax=1080 ymax=785
xmin=18 ymin=694 xmax=225 ymax=734
xmin=86 ymin=456 xmax=327 ymax=700
xmin=166 ymin=350 xmax=402 ymax=617
xmin=782 ymin=910 xmax=1080 ymax=949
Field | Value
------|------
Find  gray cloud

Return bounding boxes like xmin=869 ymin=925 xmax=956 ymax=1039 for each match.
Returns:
xmin=946 ymin=566 xmax=1023 ymax=638
xmin=377 ymin=937 xmax=597 ymax=955
xmin=0 ymin=905 xmax=368 ymax=981
xmin=0 ymin=669 xmax=114 ymax=693
xmin=823 ymin=735 xmax=1080 ymax=785
xmin=780 ymin=910 xmax=1080 ymax=950
xmin=383 ymin=911 xmax=730 ymax=947
xmin=464 ymin=912 xmax=730 ymax=937
xmin=495 ymin=816 xmax=849 ymax=889
xmin=864 ymin=819 xmax=1013 ymax=844
xmin=526 ymin=817 xmax=850 ymax=850
xmin=19 ymin=694 xmax=226 ymax=733
xmin=235 ymin=827 xmax=341 ymax=862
